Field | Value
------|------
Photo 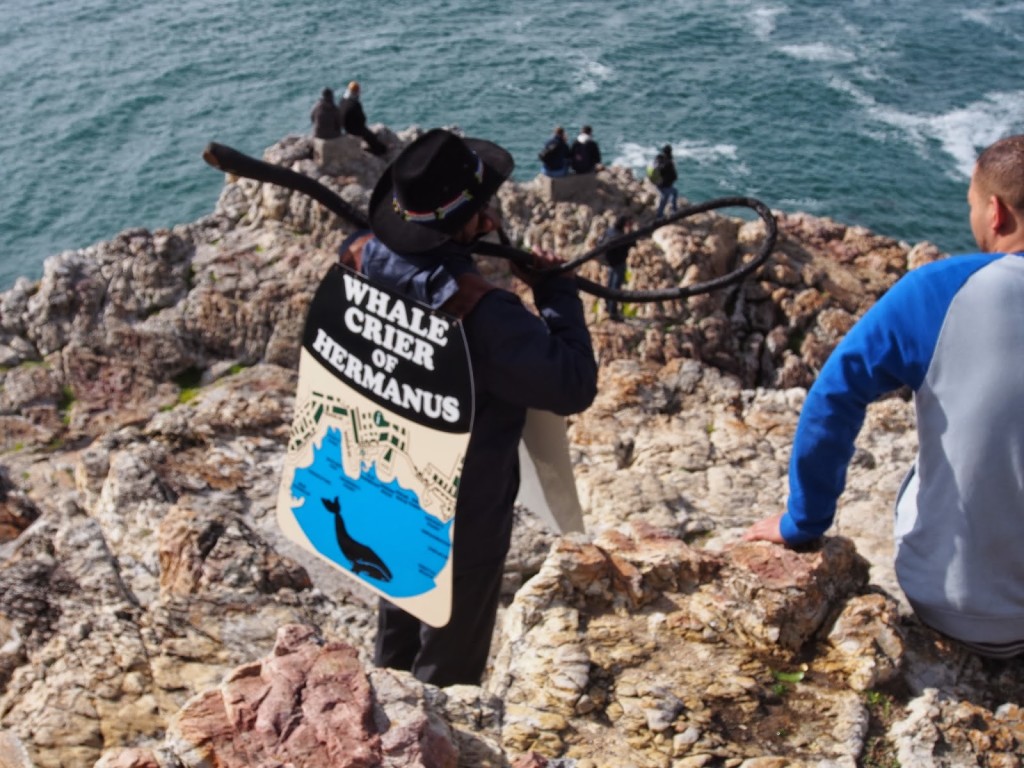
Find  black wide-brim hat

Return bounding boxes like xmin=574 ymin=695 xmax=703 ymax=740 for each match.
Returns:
xmin=369 ymin=128 xmax=514 ymax=254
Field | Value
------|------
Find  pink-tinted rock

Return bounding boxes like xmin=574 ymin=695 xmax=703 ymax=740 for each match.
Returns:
xmin=168 ymin=624 xmax=381 ymax=768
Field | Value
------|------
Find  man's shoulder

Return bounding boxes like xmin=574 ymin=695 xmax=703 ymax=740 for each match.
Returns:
xmin=899 ymin=252 xmax=1004 ymax=292
xmin=848 ymin=252 xmax=1011 ymax=356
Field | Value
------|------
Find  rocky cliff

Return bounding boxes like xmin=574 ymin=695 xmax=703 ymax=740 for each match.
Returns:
xmin=1 ymin=129 xmax=1021 ymax=768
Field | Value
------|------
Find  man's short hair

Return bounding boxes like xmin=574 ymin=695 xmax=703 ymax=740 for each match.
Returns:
xmin=582 ymin=125 xmax=592 ymax=135
xmin=976 ymin=135 xmax=1024 ymax=214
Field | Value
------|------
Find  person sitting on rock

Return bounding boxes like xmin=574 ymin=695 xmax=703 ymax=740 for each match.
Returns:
xmin=538 ymin=126 xmax=571 ymax=178
xmin=570 ymin=125 xmax=603 ymax=174
xmin=745 ymin=133 xmax=1024 ymax=660
xmin=309 ymin=87 xmax=342 ymax=140
xmin=338 ymin=81 xmax=387 ymax=156
xmin=357 ymin=128 xmax=598 ymax=686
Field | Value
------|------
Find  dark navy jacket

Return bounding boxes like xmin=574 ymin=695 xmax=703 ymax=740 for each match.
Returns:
xmin=570 ymin=137 xmax=601 ymax=174
xmin=654 ymin=153 xmax=678 ymax=188
xmin=339 ymin=97 xmax=369 ymax=135
xmin=359 ymin=237 xmax=598 ymax=571
xmin=540 ymin=135 xmax=571 ymax=173
xmin=310 ymin=99 xmax=342 ymax=139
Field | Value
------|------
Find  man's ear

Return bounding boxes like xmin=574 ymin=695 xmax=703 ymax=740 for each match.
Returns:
xmin=991 ymin=194 xmax=1010 ymax=233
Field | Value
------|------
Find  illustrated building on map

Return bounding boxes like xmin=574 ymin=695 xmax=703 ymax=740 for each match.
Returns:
xmin=288 ymin=390 xmax=462 ymax=518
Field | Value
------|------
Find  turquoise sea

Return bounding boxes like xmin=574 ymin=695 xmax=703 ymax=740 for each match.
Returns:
xmin=3 ymin=0 xmax=1024 ymax=290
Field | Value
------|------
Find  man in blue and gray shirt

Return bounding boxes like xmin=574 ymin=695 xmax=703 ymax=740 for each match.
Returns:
xmin=745 ymin=134 xmax=1024 ymax=659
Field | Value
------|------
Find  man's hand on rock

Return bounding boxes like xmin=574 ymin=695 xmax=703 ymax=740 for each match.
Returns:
xmin=743 ymin=513 xmax=786 ymax=544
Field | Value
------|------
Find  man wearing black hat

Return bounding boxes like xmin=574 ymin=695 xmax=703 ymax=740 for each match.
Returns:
xmin=360 ymin=128 xmax=598 ymax=686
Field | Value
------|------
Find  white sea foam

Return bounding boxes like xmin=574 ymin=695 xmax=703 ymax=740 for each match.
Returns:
xmin=709 ymin=0 xmax=788 ymax=40
xmin=959 ymin=4 xmax=1024 ymax=42
xmin=916 ymin=92 xmax=1024 ymax=178
xmin=960 ymin=3 xmax=1024 ymax=27
xmin=960 ymin=8 xmax=993 ymax=26
xmin=832 ymin=77 xmax=1024 ymax=179
xmin=778 ymin=43 xmax=857 ymax=64
xmin=777 ymin=197 xmax=826 ymax=213
xmin=826 ymin=76 xmax=876 ymax=109
xmin=613 ymin=142 xmax=658 ymax=170
xmin=853 ymin=63 xmax=884 ymax=83
xmin=679 ymin=141 xmax=740 ymax=166
xmin=612 ymin=140 xmax=742 ymax=175
xmin=748 ymin=4 xmax=787 ymax=40
xmin=572 ymin=56 xmax=614 ymax=95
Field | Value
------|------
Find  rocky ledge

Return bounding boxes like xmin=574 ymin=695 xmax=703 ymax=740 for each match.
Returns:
xmin=0 ymin=129 xmax=1021 ymax=768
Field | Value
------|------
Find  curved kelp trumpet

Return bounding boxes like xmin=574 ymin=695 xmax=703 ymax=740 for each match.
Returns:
xmin=201 ymin=142 xmax=777 ymax=302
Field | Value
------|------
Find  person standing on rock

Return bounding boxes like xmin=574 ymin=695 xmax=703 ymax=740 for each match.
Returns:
xmin=309 ymin=87 xmax=342 ymax=140
xmin=338 ymin=81 xmax=387 ymax=156
xmin=600 ymin=215 xmax=634 ymax=321
xmin=651 ymin=144 xmax=678 ymax=219
xmin=353 ymin=128 xmax=598 ymax=686
xmin=745 ymin=133 xmax=1024 ymax=659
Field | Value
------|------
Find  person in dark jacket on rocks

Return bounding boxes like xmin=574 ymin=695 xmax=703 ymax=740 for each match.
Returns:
xmin=310 ymin=87 xmax=342 ymax=139
xmin=539 ymin=126 xmax=571 ymax=177
xmin=360 ymin=128 xmax=598 ymax=686
xmin=600 ymin=215 xmax=634 ymax=320
xmin=338 ymin=81 xmax=387 ymax=156
xmin=570 ymin=125 xmax=603 ymax=174
xmin=653 ymin=144 xmax=679 ymax=219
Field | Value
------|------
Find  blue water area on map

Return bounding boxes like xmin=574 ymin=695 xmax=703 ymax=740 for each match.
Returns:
xmin=290 ymin=427 xmax=452 ymax=598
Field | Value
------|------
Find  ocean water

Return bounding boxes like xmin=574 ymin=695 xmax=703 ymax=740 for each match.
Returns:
xmin=3 ymin=0 xmax=1024 ymax=290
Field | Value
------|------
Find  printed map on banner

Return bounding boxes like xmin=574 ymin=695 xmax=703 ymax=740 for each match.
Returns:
xmin=276 ymin=264 xmax=473 ymax=627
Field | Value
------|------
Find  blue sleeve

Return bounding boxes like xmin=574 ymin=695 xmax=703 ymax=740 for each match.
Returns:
xmin=780 ymin=254 xmax=996 ymax=544
xmin=463 ymin=276 xmax=598 ymax=415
